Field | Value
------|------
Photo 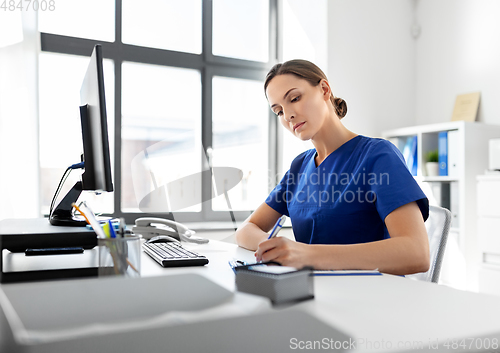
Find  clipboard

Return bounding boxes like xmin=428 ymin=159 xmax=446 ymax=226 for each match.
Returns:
xmin=313 ymin=270 xmax=382 ymax=276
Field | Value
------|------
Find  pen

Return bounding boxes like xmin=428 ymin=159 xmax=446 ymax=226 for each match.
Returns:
xmin=267 ymin=215 xmax=286 ymax=240
xmin=74 ymin=202 xmax=107 ymax=239
xmin=108 ymin=220 xmax=117 ymax=238
xmin=102 ymin=221 xmax=112 ymax=238
xmin=71 ymin=202 xmax=91 ymax=225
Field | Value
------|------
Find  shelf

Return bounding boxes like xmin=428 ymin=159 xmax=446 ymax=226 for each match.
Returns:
xmin=383 ymin=121 xmax=496 ymax=137
xmin=417 ymin=176 xmax=459 ymax=183
xmin=383 ymin=121 xmax=500 ymax=290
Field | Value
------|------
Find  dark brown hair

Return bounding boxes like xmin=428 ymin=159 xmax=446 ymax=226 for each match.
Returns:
xmin=264 ymin=59 xmax=347 ymax=119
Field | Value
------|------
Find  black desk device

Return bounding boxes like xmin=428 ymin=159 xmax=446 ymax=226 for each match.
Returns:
xmin=0 ymin=218 xmax=98 ymax=283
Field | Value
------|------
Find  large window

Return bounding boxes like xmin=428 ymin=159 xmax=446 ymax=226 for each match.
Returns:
xmin=211 ymin=76 xmax=270 ymax=211
xmin=38 ymin=0 xmax=278 ymax=224
xmin=121 ymin=63 xmax=202 ymax=213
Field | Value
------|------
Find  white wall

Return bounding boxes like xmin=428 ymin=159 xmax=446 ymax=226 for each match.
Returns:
xmin=327 ymin=0 xmax=416 ymax=137
xmin=282 ymin=0 xmax=328 ymax=73
xmin=415 ymin=0 xmax=500 ymax=125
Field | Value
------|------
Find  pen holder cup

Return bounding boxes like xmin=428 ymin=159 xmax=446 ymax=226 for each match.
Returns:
xmin=98 ymin=236 xmax=141 ymax=277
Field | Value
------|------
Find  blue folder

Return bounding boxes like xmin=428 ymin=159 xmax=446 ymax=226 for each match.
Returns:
xmin=438 ymin=131 xmax=448 ymax=176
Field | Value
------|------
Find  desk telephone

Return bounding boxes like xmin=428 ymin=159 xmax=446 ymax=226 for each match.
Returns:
xmin=132 ymin=218 xmax=209 ymax=244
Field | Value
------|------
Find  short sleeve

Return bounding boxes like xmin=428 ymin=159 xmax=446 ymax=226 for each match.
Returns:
xmin=265 ymin=150 xmax=311 ymax=217
xmin=369 ymin=141 xmax=429 ymax=222
xmin=265 ymin=170 xmax=291 ymax=217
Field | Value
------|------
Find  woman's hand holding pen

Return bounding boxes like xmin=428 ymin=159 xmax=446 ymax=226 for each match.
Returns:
xmin=255 ymin=237 xmax=312 ymax=269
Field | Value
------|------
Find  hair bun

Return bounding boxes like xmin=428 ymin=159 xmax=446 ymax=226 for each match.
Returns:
xmin=333 ymin=97 xmax=348 ymax=119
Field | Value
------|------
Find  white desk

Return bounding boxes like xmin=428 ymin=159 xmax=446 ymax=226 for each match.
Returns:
xmin=141 ymin=240 xmax=500 ymax=352
xmin=2 ymin=234 xmax=500 ymax=352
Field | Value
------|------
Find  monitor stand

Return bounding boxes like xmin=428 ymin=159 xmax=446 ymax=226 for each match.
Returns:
xmin=49 ymin=181 xmax=87 ymax=227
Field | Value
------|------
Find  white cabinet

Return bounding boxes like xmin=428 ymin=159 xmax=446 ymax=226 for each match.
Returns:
xmin=383 ymin=121 xmax=500 ymax=291
xmin=477 ymin=174 xmax=500 ymax=295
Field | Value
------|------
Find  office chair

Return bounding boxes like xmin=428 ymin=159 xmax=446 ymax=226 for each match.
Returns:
xmin=408 ymin=205 xmax=452 ymax=283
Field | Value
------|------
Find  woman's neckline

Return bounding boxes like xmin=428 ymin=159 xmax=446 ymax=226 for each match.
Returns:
xmin=313 ymin=134 xmax=362 ymax=168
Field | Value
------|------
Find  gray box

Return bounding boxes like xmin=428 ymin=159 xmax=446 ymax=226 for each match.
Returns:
xmin=235 ymin=265 xmax=314 ymax=304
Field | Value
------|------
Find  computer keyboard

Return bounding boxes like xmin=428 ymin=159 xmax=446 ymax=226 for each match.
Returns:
xmin=142 ymin=242 xmax=209 ymax=267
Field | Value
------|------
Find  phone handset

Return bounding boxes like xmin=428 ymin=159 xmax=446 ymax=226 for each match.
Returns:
xmin=132 ymin=217 xmax=209 ymax=244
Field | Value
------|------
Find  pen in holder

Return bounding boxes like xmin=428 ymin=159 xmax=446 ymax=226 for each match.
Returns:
xmin=98 ymin=235 xmax=141 ymax=277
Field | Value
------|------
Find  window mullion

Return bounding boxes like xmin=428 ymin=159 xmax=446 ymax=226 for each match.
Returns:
xmin=202 ymin=0 xmax=213 ymax=220
xmin=202 ymin=0 xmax=213 ymax=62
xmin=114 ymin=0 xmax=122 ymax=217
xmin=113 ymin=57 xmax=123 ymax=217
xmin=202 ymin=67 xmax=213 ymax=221
xmin=268 ymin=0 xmax=279 ymax=189
xmin=115 ymin=0 xmax=122 ymax=44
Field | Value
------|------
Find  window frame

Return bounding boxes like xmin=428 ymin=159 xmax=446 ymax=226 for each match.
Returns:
xmin=40 ymin=0 xmax=280 ymax=224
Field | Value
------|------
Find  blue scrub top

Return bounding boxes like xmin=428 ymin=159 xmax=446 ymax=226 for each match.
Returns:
xmin=266 ymin=135 xmax=429 ymax=245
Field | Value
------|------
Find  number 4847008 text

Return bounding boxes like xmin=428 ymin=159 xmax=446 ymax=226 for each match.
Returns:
xmin=1 ymin=0 xmax=55 ymax=11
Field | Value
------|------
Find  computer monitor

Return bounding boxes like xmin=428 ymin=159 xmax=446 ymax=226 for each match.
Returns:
xmin=49 ymin=44 xmax=114 ymax=226
xmin=79 ymin=44 xmax=113 ymax=193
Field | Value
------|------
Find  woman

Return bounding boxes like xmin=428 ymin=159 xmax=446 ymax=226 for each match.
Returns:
xmin=235 ymin=59 xmax=430 ymax=276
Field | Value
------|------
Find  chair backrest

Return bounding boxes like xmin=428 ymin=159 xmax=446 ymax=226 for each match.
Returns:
xmin=408 ymin=205 xmax=451 ymax=283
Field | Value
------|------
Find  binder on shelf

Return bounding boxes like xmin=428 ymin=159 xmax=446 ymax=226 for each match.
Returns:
xmin=438 ymin=131 xmax=448 ymax=176
xmin=447 ymin=130 xmax=459 ymax=177
xmin=428 ymin=182 xmax=450 ymax=209
xmin=402 ymin=136 xmax=418 ymax=176
xmin=450 ymin=182 xmax=460 ymax=228
xmin=411 ymin=136 xmax=418 ymax=176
